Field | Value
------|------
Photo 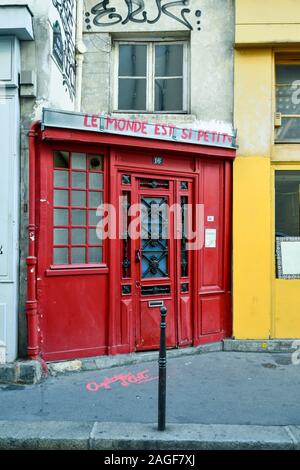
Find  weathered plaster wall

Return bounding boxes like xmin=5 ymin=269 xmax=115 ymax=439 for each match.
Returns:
xmin=81 ymin=0 xmax=234 ymax=128
xmin=5 ymin=0 xmax=78 ymax=357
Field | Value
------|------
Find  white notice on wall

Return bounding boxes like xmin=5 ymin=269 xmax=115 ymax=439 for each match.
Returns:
xmin=281 ymin=241 xmax=300 ymax=275
xmin=205 ymin=229 xmax=217 ymax=248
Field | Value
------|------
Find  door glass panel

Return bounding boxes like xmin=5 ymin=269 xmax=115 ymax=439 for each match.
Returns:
xmin=52 ymin=150 xmax=105 ymax=265
xmin=89 ymin=209 xmax=100 ymax=226
xmin=71 ymin=247 xmax=86 ymax=263
xmin=89 ymin=173 xmax=103 ymax=189
xmin=89 ymin=191 xmax=103 ymax=207
xmin=54 ymin=170 xmax=68 ymax=188
xmin=88 ymin=247 xmax=103 ymax=263
xmin=89 ymin=227 xmax=101 ymax=245
xmin=54 ymin=228 xmax=68 ymax=245
xmin=72 ymin=171 xmax=86 ymax=188
xmin=141 ymin=197 xmax=168 ymax=278
xmin=71 ymin=153 xmax=86 ymax=169
xmin=54 ymin=209 xmax=69 ymax=226
xmin=54 ymin=190 xmax=69 ymax=206
xmin=54 ymin=151 xmax=70 ymax=168
xmin=88 ymin=155 xmax=103 ymax=171
xmin=72 ymin=228 xmax=86 ymax=244
xmin=72 ymin=190 xmax=86 ymax=207
xmin=72 ymin=209 xmax=86 ymax=226
xmin=54 ymin=248 xmax=68 ymax=264
xmin=181 ymin=196 xmax=189 ymax=277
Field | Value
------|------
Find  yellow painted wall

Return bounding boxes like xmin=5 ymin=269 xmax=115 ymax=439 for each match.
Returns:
xmin=234 ymin=49 xmax=273 ymax=157
xmin=234 ymin=2 xmax=300 ymax=340
xmin=275 ymin=281 xmax=300 ymax=337
xmin=236 ymin=0 xmax=300 ymax=46
xmin=233 ymin=157 xmax=271 ymax=338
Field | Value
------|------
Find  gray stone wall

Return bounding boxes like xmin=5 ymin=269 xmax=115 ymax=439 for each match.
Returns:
xmin=82 ymin=0 xmax=234 ymax=129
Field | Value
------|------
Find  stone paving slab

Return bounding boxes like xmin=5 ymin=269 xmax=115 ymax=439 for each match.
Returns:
xmin=0 ymin=421 xmax=299 ymax=450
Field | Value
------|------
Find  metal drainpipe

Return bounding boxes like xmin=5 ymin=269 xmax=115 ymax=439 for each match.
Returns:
xmin=75 ymin=0 xmax=86 ymax=112
xmin=26 ymin=122 xmax=40 ymax=360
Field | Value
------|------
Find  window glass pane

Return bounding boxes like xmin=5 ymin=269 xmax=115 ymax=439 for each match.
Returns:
xmin=72 ymin=209 xmax=86 ymax=226
xmin=119 ymin=44 xmax=147 ymax=77
xmin=54 ymin=248 xmax=68 ymax=264
xmin=54 ymin=229 xmax=68 ymax=245
xmin=275 ymin=117 xmax=300 ymax=142
xmin=155 ymin=78 xmax=183 ymax=111
xmin=88 ymin=247 xmax=103 ymax=264
xmin=54 ymin=209 xmax=69 ymax=226
xmin=276 ymin=64 xmax=300 ymax=84
xmin=118 ymin=78 xmax=146 ymax=111
xmin=71 ymin=247 xmax=86 ymax=263
xmin=275 ymin=171 xmax=300 ymax=237
xmin=276 ymin=78 xmax=300 ymax=115
xmin=88 ymin=155 xmax=103 ymax=171
xmin=54 ymin=170 xmax=69 ymax=188
xmin=72 ymin=190 xmax=86 ymax=207
xmin=72 ymin=228 xmax=86 ymax=244
xmin=54 ymin=190 xmax=69 ymax=206
xmin=54 ymin=151 xmax=69 ymax=168
xmin=72 ymin=153 xmax=86 ymax=169
xmin=89 ymin=209 xmax=100 ymax=226
xmin=89 ymin=173 xmax=103 ymax=190
xmin=89 ymin=191 xmax=103 ymax=207
xmin=72 ymin=171 xmax=86 ymax=188
xmin=89 ymin=227 xmax=102 ymax=245
xmin=155 ymin=44 xmax=183 ymax=77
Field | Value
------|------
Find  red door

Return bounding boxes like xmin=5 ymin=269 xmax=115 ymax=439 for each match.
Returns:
xmin=119 ymin=173 xmax=194 ymax=351
xmin=134 ymin=175 xmax=177 ymax=350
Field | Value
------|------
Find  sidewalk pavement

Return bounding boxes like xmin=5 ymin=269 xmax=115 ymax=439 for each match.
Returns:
xmin=0 ymin=350 xmax=300 ymax=449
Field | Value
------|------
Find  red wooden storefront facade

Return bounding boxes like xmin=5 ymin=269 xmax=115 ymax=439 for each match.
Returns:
xmin=26 ymin=110 xmax=235 ymax=362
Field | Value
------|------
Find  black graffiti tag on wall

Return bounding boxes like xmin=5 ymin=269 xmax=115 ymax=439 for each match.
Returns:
xmin=88 ymin=0 xmax=193 ymax=30
xmin=52 ymin=0 xmax=76 ymax=100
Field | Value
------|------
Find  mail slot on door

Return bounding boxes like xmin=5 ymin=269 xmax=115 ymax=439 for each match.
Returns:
xmin=148 ymin=300 xmax=164 ymax=308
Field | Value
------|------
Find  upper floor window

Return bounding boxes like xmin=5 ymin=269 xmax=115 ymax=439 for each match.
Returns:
xmin=275 ymin=59 xmax=300 ymax=143
xmin=114 ymin=41 xmax=189 ymax=113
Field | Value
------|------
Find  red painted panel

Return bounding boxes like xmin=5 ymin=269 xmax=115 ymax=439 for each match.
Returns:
xmin=201 ymin=161 xmax=224 ymax=289
xmin=39 ymin=275 xmax=108 ymax=360
xmin=178 ymin=296 xmax=193 ymax=345
xmin=137 ymin=298 xmax=176 ymax=350
xmin=200 ymin=296 xmax=223 ymax=335
xmin=115 ymin=149 xmax=195 ymax=173
xmin=120 ymin=298 xmax=133 ymax=348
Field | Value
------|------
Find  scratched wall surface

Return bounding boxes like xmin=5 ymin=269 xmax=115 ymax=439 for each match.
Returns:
xmin=81 ymin=0 xmax=235 ymax=127
xmin=11 ymin=0 xmax=78 ymax=358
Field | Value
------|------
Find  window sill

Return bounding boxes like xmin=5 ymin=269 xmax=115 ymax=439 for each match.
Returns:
xmin=46 ymin=264 xmax=109 ymax=276
xmin=272 ymin=143 xmax=300 ymax=162
xmin=110 ymin=112 xmax=197 ymax=125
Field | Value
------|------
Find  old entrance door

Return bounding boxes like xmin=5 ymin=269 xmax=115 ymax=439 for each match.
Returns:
xmin=120 ymin=173 xmax=193 ymax=351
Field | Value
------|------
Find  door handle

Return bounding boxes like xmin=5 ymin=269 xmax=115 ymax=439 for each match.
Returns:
xmin=0 ymin=245 xmax=3 ymax=255
xmin=135 ymin=249 xmax=141 ymax=262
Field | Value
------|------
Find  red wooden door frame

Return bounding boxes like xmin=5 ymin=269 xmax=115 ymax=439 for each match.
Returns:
xmin=27 ymin=124 xmax=235 ymax=361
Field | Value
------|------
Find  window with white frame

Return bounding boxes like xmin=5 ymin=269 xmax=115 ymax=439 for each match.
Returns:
xmin=114 ymin=41 xmax=189 ymax=113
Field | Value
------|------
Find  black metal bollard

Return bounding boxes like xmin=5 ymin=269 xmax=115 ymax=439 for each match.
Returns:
xmin=158 ymin=306 xmax=167 ymax=431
